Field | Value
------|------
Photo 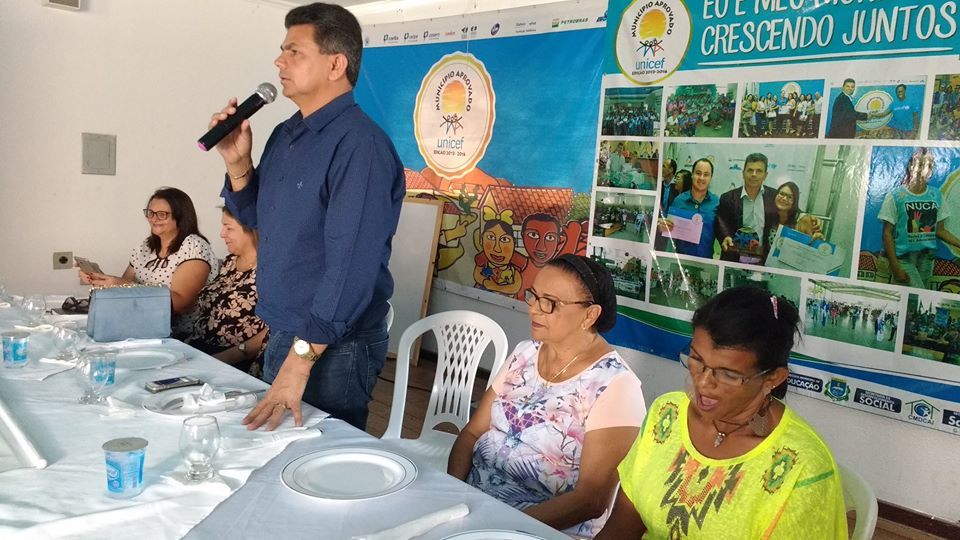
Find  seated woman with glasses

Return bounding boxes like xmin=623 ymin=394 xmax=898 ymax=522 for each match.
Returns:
xmin=185 ymin=207 xmax=268 ymax=377
xmin=79 ymin=187 xmax=218 ymax=338
xmin=448 ymin=254 xmax=646 ymax=538
xmin=597 ymin=286 xmax=847 ymax=539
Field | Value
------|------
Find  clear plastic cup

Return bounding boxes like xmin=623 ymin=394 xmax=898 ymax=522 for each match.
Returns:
xmin=1 ymin=331 xmax=30 ymax=368
xmin=88 ymin=347 xmax=117 ymax=387
xmin=102 ymin=437 xmax=148 ymax=498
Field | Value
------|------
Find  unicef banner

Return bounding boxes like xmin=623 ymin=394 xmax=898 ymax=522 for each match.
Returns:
xmin=355 ymin=2 xmax=607 ymax=306
xmin=597 ymin=0 xmax=960 ymax=435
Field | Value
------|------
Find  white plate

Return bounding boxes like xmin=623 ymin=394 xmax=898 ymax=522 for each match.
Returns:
xmin=141 ymin=387 xmax=255 ymax=416
xmin=441 ymin=531 xmax=545 ymax=540
xmin=116 ymin=348 xmax=183 ymax=371
xmin=281 ymin=447 xmax=417 ymax=500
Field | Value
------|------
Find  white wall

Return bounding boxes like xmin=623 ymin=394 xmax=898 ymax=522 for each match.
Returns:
xmin=430 ymin=288 xmax=960 ymax=523
xmin=0 ymin=0 xmax=295 ymax=295
xmin=2 ymin=0 xmax=957 ymax=525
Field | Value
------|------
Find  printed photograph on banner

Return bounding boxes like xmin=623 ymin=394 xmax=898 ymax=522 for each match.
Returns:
xmin=601 ymin=86 xmax=662 ymax=137
xmin=739 ymin=79 xmax=825 ymax=139
xmin=721 ymin=268 xmax=801 ymax=309
xmin=655 ymin=142 xmax=864 ymax=277
xmin=805 ymin=280 xmax=901 ymax=352
xmin=663 ymin=83 xmax=737 ymax=138
xmin=596 ymin=140 xmax=658 ymax=190
xmin=903 ymin=291 xmax=960 ymax=366
xmin=857 ymin=146 xmax=960 ymax=292
xmin=825 ymin=77 xmax=926 ymax=140
xmin=590 ymin=245 xmax=647 ymax=300
xmin=592 ymin=191 xmax=655 ymax=244
xmin=648 ymin=257 xmax=718 ymax=311
xmin=930 ymin=74 xmax=960 ymax=141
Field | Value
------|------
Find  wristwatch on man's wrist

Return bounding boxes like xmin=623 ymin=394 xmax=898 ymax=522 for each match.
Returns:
xmin=292 ymin=337 xmax=320 ymax=362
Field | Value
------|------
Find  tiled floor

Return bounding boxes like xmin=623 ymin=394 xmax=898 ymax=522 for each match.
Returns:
xmin=366 ymin=357 xmax=948 ymax=540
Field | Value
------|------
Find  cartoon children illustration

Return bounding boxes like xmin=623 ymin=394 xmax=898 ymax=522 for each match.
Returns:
xmin=474 ymin=208 xmax=525 ymax=295
xmin=515 ymin=213 xmax=567 ymax=298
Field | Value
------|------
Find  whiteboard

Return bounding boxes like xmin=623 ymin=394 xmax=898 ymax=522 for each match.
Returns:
xmin=387 ymin=198 xmax=442 ymax=364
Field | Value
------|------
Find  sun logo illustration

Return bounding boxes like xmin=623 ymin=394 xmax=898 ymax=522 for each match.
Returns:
xmin=635 ymin=9 xmax=666 ymax=57
xmin=865 ymin=96 xmax=886 ymax=114
xmin=440 ymin=80 xmax=466 ymax=135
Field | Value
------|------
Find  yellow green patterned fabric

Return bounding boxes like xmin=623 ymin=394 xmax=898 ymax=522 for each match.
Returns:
xmin=618 ymin=392 xmax=848 ymax=539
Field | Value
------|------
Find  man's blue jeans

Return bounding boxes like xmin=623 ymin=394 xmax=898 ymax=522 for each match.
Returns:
xmin=263 ymin=325 xmax=388 ymax=430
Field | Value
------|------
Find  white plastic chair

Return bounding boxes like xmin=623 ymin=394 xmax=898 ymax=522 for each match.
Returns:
xmin=385 ymin=301 xmax=394 ymax=332
xmin=382 ymin=310 xmax=509 ymax=471
xmin=839 ymin=463 xmax=878 ymax=540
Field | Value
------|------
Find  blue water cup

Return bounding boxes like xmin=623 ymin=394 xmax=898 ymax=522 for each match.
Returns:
xmin=1 ymin=331 xmax=30 ymax=368
xmin=102 ymin=437 xmax=148 ymax=498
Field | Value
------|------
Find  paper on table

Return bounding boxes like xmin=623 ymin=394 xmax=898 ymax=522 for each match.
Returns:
xmin=352 ymin=504 xmax=470 ymax=540
xmin=220 ymin=421 xmax=323 ymax=451
xmin=0 ymin=359 xmax=75 ymax=382
xmin=664 ymin=211 xmax=703 ymax=244
xmin=98 ymin=397 xmax=142 ymax=418
xmin=0 ymin=392 xmax=47 ymax=472
xmin=89 ymin=338 xmax=164 ymax=349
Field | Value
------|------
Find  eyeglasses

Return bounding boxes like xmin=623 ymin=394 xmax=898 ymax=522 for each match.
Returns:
xmin=523 ymin=288 xmax=592 ymax=314
xmin=143 ymin=209 xmax=172 ymax=220
xmin=776 ymin=191 xmax=794 ymax=201
xmin=679 ymin=345 xmax=772 ymax=386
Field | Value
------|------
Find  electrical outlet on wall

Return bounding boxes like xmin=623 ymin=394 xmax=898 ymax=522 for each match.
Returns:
xmin=53 ymin=251 xmax=73 ymax=270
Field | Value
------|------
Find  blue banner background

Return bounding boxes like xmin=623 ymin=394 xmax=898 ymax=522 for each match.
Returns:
xmin=356 ymin=30 xmax=604 ymax=192
xmin=604 ymin=0 xmax=959 ymax=75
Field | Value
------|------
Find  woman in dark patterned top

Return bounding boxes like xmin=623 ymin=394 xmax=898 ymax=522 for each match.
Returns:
xmin=186 ymin=207 xmax=268 ymax=377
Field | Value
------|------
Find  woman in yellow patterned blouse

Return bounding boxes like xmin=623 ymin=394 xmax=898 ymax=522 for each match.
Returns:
xmin=597 ymin=286 xmax=848 ymax=539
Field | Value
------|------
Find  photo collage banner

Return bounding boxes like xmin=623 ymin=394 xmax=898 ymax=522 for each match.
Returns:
xmin=598 ymin=0 xmax=960 ymax=435
xmin=356 ymin=0 xmax=960 ymax=436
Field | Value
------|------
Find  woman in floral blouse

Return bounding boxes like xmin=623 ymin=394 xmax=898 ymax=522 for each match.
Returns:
xmin=448 ymin=254 xmax=646 ymax=538
xmin=186 ymin=208 xmax=267 ymax=377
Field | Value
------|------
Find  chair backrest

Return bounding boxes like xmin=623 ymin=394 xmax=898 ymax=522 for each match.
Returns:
xmin=385 ymin=301 xmax=395 ymax=332
xmin=839 ymin=463 xmax=878 ymax=540
xmin=383 ymin=310 xmax=508 ymax=440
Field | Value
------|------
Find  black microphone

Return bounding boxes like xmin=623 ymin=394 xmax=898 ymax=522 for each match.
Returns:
xmin=197 ymin=82 xmax=278 ymax=151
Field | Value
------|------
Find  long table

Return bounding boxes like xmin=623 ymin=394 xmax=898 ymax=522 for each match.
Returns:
xmin=187 ymin=419 xmax=568 ymax=539
xmin=0 ymin=302 xmax=567 ymax=539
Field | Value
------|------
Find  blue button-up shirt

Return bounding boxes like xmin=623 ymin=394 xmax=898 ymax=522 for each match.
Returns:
xmin=223 ymin=91 xmax=405 ymax=345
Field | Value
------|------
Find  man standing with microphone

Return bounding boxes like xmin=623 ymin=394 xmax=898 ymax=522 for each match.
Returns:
xmin=207 ymin=3 xmax=404 ymax=431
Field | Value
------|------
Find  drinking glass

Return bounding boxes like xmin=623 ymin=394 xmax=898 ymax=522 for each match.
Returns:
xmin=77 ymin=349 xmax=116 ymax=404
xmin=179 ymin=415 xmax=221 ymax=482
xmin=52 ymin=321 xmax=81 ymax=361
xmin=22 ymin=294 xmax=47 ymax=325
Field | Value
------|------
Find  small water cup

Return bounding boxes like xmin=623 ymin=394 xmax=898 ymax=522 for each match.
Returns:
xmin=2 ymin=332 xmax=30 ymax=368
xmin=102 ymin=437 xmax=148 ymax=498
xmin=180 ymin=415 xmax=221 ymax=482
xmin=93 ymin=349 xmax=117 ymax=388
xmin=78 ymin=348 xmax=117 ymax=404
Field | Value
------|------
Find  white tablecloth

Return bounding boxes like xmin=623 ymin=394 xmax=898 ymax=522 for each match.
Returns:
xmin=0 ymin=302 xmax=567 ymax=540
xmin=0 ymin=329 xmax=325 ymax=539
xmin=186 ymin=419 xmax=569 ymax=540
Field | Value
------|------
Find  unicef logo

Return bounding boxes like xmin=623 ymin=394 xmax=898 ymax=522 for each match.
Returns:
xmin=615 ymin=0 xmax=692 ymax=85
xmin=413 ymin=53 xmax=496 ymax=179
